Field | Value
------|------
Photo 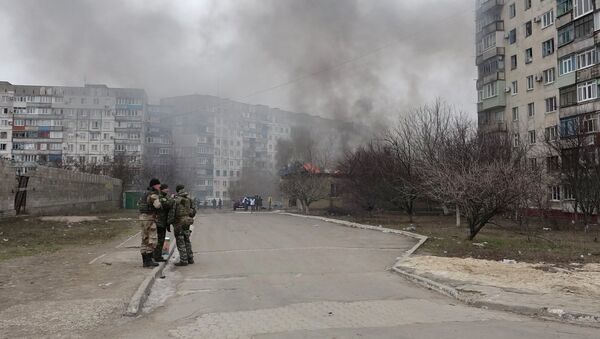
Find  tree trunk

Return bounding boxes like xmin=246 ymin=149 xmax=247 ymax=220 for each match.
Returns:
xmin=456 ymin=207 xmax=461 ymax=228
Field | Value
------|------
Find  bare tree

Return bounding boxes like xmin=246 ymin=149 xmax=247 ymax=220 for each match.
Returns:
xmin=421 ymin=120 xmax=533 ymax=240
xmin=280 ymin=162 xmax=331 ymax=214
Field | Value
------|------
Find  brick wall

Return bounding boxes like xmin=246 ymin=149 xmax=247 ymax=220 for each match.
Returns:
xmin=0 ymin=161 xmax=122 ymax=217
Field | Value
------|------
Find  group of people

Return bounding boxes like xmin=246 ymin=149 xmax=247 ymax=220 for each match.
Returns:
xmin=241 ymin=195 xmax=265 ymax=212
xmin=138 ymin=178 xmax=196 ymax=268
xmin=200 ymin=198 xmax=223 ymax=209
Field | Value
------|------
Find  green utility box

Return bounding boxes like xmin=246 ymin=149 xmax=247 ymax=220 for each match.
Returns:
xmin=124 ymin=191 xmax=144 ymax=209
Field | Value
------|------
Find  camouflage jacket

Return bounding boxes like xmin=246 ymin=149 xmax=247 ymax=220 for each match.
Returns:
xmin=156 ymin=192 xmax=173 ymax=228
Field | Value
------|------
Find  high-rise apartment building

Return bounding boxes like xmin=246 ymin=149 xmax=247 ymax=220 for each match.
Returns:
xmin=161 ymin=94 xmax=353 ymax=203
xmin=0 ymin=82 xmax=147 ymax=183
xmin=476 ymin=0 xmax=599 ymax=205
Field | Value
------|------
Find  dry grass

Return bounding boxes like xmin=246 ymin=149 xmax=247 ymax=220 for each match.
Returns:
xmin=0 ymin=209 xmax=138 ymax=261
xmin=311 ymin=210 xmax=600 ymax=264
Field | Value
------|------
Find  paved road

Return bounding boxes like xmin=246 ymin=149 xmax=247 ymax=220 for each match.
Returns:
xmin=96 ymin=213 xmax=599 ymax=338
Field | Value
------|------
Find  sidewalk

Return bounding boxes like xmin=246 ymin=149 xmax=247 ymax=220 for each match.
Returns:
xmin=0 ymin=216 xmax=173 ymax=338
xmin=395 ymin=255 xmax=600 ymax=325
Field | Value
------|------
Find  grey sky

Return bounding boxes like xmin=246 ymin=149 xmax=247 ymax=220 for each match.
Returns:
xmin=0 ymin=0 xmax=476 ymax=123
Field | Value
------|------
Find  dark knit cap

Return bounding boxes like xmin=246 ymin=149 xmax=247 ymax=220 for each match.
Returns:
xmin=176 ymin=184 xmax=185 ymax=192
xmin=149 ymin=178 xmax=161 ymax=187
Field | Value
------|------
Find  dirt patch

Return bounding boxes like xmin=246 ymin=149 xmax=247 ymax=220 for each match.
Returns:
xmin=0 ymin=209 xmax=149 ymax=337
xmin=308 ymin=211 xmax=600 ymax=264
xmin=0 ymin=209 xmax=138 ymax=261
xmin=401 ymin=256 xmax=600 ymax=297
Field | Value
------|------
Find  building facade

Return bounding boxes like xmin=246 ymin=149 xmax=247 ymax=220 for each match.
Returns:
xmin=477 ymin=0 xmax=600 ymax=208
xmin=0 ymin=82 xmax=147 ymax=184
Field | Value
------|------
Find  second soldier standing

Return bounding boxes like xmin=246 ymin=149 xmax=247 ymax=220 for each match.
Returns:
xmin=168 ymin=185 xmax=196 ymax=266
xmin=153 ymin=184 xmax=173 ymax=262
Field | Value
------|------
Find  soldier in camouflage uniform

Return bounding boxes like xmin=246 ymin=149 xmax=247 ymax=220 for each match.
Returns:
xmin=169 ymin=184 xmax=196 ymax=266
xmin=139 ymin=178 xmax=163 ymax=268
xmin=153 ymin=184 xmax=173 ymax=262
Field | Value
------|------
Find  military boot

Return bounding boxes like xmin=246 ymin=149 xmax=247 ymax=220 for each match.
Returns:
xmin=174 ymin=260 xmax=188 ymax=266
xmin=143 ymin=254 xmax=159 ymax=268
xmin=187 ymin=257 xmax=194 ymax=264
xmin=153 ymin=254 xmax=166 ymax=262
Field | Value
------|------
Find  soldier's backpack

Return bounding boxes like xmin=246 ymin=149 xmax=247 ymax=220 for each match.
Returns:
xmin=172 ymin=196 xmax=194 ymax=226
xmin=138 ymin=191 xmax=153 ymax=214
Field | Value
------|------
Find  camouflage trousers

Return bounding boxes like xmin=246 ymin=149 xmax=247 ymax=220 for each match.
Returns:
xmin=139 ymin=214 xmax=158 ymax=255
xmin=153 ymin=226 xmax=167 ymax=259
xmin=174 ymin=224 xmax=193 ymax=263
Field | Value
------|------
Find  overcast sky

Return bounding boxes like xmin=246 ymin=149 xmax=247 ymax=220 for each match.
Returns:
xmin=0 ymin=0 xmax=476 ymax=124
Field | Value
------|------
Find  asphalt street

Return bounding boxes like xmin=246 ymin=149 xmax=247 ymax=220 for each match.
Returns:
xmin=94 ymin=212 xmax=599 ymax=338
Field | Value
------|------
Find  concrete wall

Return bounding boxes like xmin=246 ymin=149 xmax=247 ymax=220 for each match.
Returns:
xmin=0 ymin=161 xmax=16 ymax=218
xmin=0 ymin=160 xmax=122 ymax=217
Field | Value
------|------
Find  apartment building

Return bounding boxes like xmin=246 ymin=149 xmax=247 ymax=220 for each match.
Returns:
xmin=160 ymin=94 xmax=354 ymax=203
xmin=144 ymin=104 xmax=174 ymax=184
xmin=476 ymin=0 xmax=600 ymax=206
xmin=0 ymin=83 xmax=14 ymax=160
xmin=0 ymin=82 xmax=147 ymax=183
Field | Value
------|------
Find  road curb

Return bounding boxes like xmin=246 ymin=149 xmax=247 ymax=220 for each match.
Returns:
xmin=280 ymin=212 xmax=600 ymax=327
xmin=278 ymin=212 xmax=428 ymax=258
xmin=124 ymin=243 xmax=176 ymax=317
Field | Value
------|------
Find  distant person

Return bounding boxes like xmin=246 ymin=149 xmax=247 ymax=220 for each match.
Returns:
xmin=138 ymin=178 xmax=162 ymax=268
xmin=169 ymin=185 xmax=196 ymax=266
xmin=218 ymin=198 xmax=222 ymax=209
xmin=212 ymin=198 xmax=217 ymax=209
xmin=250 ymin=197 xmax=256 ymax=213
xmin=204 ymin=200 xmax=208 ymax=209
xmin=153 ymin=184 xmax=173 ymax=263
xmin=268 ymin=196 xmax=272 ymax=211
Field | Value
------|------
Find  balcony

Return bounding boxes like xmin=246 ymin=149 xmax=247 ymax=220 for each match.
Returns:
xmin=576 ymin=64 xmax=600 ymax=82
xmin=477 ymin=83 xmax=506 ymax=112
xmin=560 ymin=99 xmax=600 ymax=119
xmin=477 ymin=0 xmax=504 ymax=15
xmin=477 ymin=71 xmax=505 ymax=88
xmin=476 ymin=21 xmax=504 ymax=41
xmin=476 ymin=47 xmax=505 ymax=65
xmin=556 ymin=72 xmax=576 ymax=89
xmin=558 ymin=33 xmax=595 ymax=58
xmin=479 ymin=121 xmax=508 ymax=133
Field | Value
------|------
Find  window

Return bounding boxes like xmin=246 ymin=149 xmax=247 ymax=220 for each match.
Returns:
xmin=509 ymin=29 xmax=517 ymax=44
xmin=558 ymin=24 xmax=574 ymax=46
xmin=527 ymin=102 xmax=535 ymax=117
xmin=525 ymin=21 xmax=532 ymax=37
xmin=542 ymin=10 xmax=554 ymax=28
xmin=545 ymin=126 xmax=558 ymax=140
xmin=543 ymin=68 xmax=555 ymax=84
xmin=509 ymin=3 xmax=516 ymax=18
xmin=583 ymin=114 xmax=598 ymax=132
xmin=549 ymin=186 xmax=561 ymax=201
xmin=513 ymin=133 xmax=520 ymax=147
xmin=545 ymin=97 xmax=557 ymax=113
xmin=481 ymin=81 xmax=498 ymax=100
xmin=542 ymin=39 xmax=554 ymax=57
xmin=560 ymin=85 xmax=577 ymax=107
xmin=0 ymin=144 xmax=6 ymax=151
xmin=559 ymin=55 xmax=576 ymax=75
xmin=524 ymin=0 xmax=531 ymax=10
xmin=525 ymin=48 xmax=533 ymax=63
xmin=576 ymin=49 xmax=596 ymax=69
xmin=511 ymin=55 xmax=518 ymax=70
xmin=573 ymin=0 xmax=593 ymax=19
xmin=527 ymin=75 xmax=535 ymax=90
xmin=512 ymin=107 xmax=519 ymax=121
xmin=574 ymin=13 xmax=594 ymax=38
xmin=216 ymin=170 xmax=220 ymax=176
xmin=547 ymin=156 xmax=560 ymax=171
xmin=528 ymin=130 xmax=537 ymax=144
xmin=577 ymin=80 xmax=597 ymax=102
xmin=0 ymin=132 xmax=6 ymax=139
xmin=557 ymin=0 xmax=573 ymax=17
xmin=79 ymin=144 xmax=86 ymax=152
xmin=512 ymin=81 xmax=518 ymax=95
